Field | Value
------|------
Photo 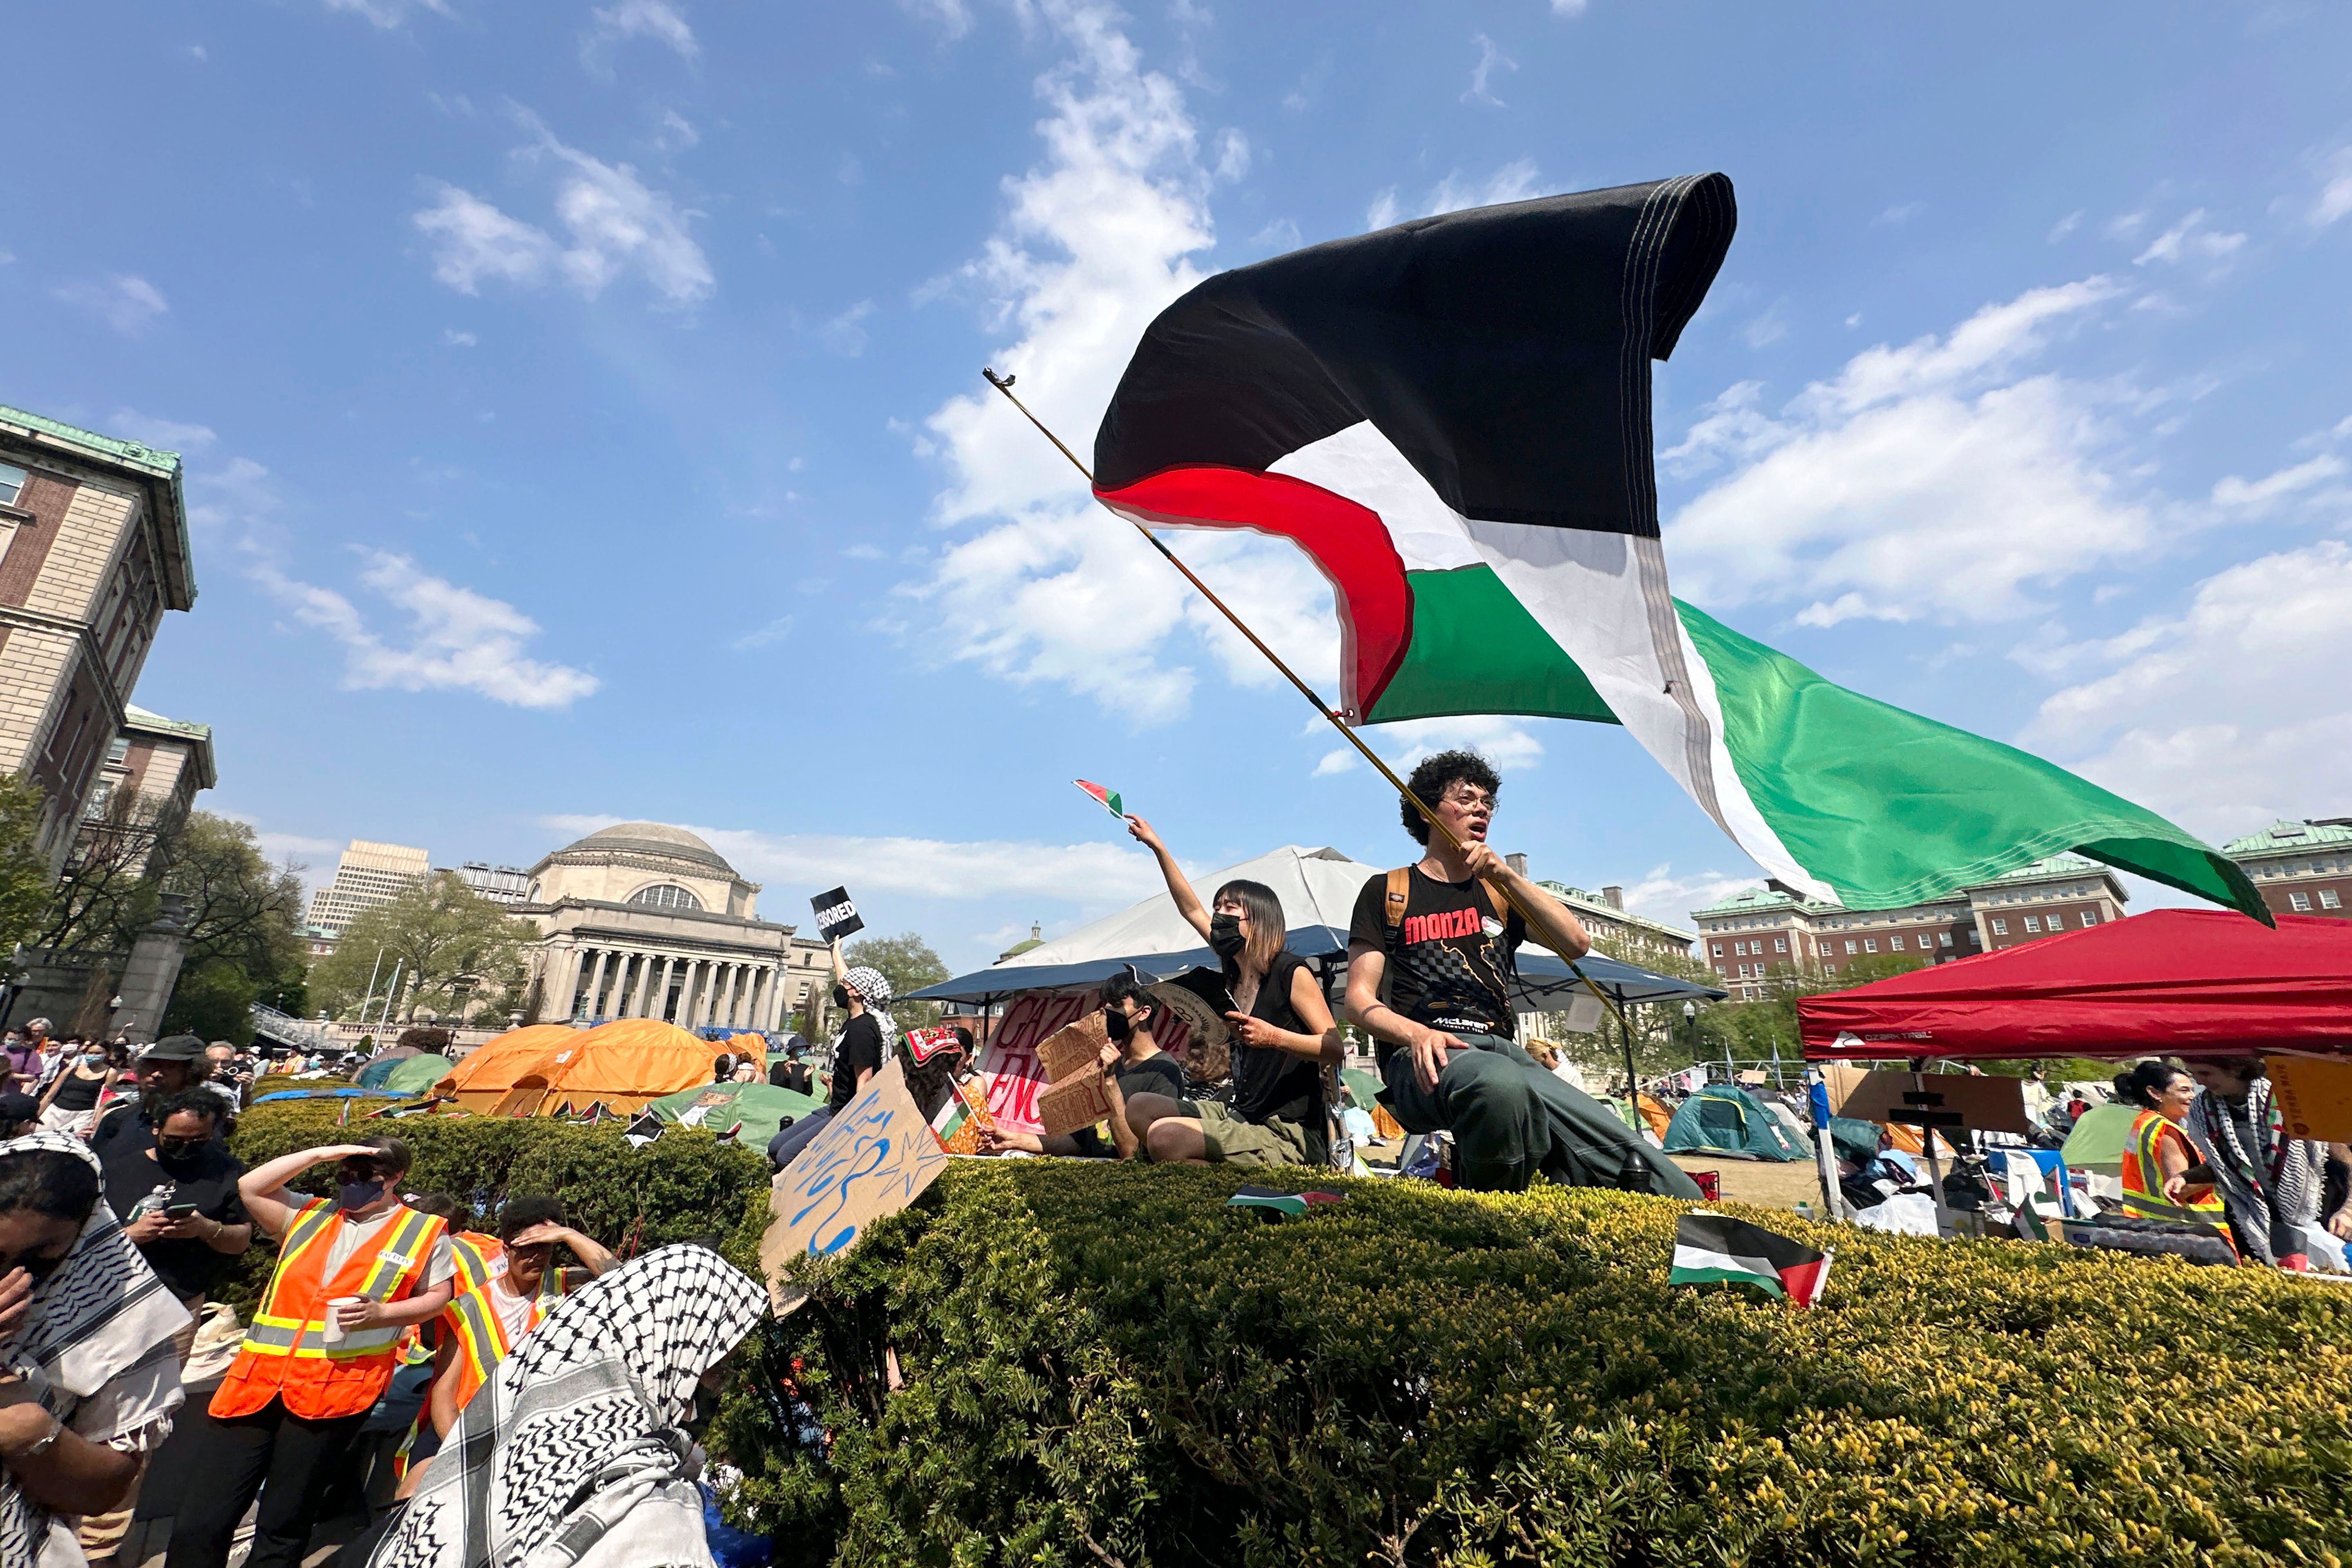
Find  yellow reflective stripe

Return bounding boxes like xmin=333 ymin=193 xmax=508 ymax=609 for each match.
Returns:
xmin=446 ymin=1288 xmax=507 ymax=1385
xmin=255 ymin=1200 xmax=340 ymax=1321
xmin=356 ymin=1211 xmax=444 ymax=1301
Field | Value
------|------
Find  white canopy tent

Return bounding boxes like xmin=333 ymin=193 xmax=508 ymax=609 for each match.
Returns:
xmin=993 ymin=845 xmax=1374 ymax=972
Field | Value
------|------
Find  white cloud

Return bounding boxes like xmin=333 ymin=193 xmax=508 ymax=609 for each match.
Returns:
xmin=730 ymin=615 xmax=793 ymax=651
xmin=584 ymin=0 xmax=698 ymax=66
xmin=815 ymin=299 xmax=875 ymax=356
xmin=2207 ymin=452 xmax=2345 ymax=514
xmin=1612 ymin=864 xmax=1753 ymax=938
xmin=2025 ymin=542 xmax=2352 ymax=840
xmin=1548 ymin=0 xmax=1589 ymax=14
xmin=2048 ymin=209 xmax=2084 ymax=242
xmin=252 ymin=550 xmax=599 ymax=709
xmin=2131 ymin=208 xmax=2247 ymax=269
xmin=1463 ymin=33 xmax=1516 ymax=107
xmin=321 ymin=0 xmax=452 ymax=26
xmin=54 ymin=274 xmax=169 ymax=336
xmin=655 ymin=109 xmax=699 ymax=152
xmin=107 ymin=410 xmax=216 ymax=453
xmin=443 ymin=328 xmax=477 ymax=347
xmin=414 ymin=115 xmax=713 ymax=307
xmin=1664 ymin=276 xmax=2163 ymax=625
xmin=900 ymin=0 xmax=974 ymax=39
xmin=540 ymin=815 xmax=1160 ymax=903
xmin=1212 ymin=127 xmax=1250 ymax=182
xmin=1743 ymin=307 xmax=1787 ymax=348
xmin=185 ymin=457 xmax=280 ymax=539
xmin=2299 ymin=144 xmax=2352 ymax=228
xmin=1368 ymin=158 xmax=1547 ymax=232
xmin=1873 ymin=202 xmax=1924 ymax=226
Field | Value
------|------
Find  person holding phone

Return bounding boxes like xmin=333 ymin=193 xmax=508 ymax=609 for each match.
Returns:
xmin=99 ymin=1091 xmax=251 ymax=1311
xmin=1123 ymin=817 xmax=1341 ymax=1167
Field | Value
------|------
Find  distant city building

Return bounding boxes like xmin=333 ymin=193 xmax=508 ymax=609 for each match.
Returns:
xmin=1692 ymin=853 xmax=2128 ymax=1000
xmin=306 ymin=839 xmax=432 ymax=940
xmin=0 ymin=405 xmax=197 ymax=874
xmin=443 ymin=861 xmax=534 ymax=906
xmin=1527 ymin=877 xmax=1697 ymax=961
xmin=517 ymin=821 xmax=823 ymax=1031
xmin=2221 ymin=819 xmax=2352 ymax=920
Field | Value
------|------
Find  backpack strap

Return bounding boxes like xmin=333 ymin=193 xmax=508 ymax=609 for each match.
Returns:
xmin=1477 ymin=879 xmax=1507 ymax=925
xmin=1384 ymin=867 xmax=1411 ymax=929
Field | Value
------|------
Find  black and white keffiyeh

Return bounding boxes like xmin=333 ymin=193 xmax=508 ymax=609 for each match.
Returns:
xmin=840 ymin=966 xmax=898 ymax=1053
xmin=370 ymin=1245 xmax=767 ymax=1568
xmin=0 ymin=1130 xmax=187 ymax=1568
xmin=2188 ymin=1080 xmax=2327 ymax=1267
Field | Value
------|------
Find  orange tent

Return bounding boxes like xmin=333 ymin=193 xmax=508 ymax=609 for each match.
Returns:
xmin=722 ymin=1031 xmax=768 ymax=1065
xmin=436 ymin=1025 xmax=581 ymax=1113
xmin=511 ymin=1019 xmax=730 ymax=1116
xmin=1635 ymin=1093 xmax=1673 ymax=1141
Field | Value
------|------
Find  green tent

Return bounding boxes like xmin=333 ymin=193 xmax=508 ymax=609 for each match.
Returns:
xmin=2060 ymin=1102 xmax=2138 ymax=1175
xmin=1339 ymin=1067 xmax=1384 ymax=1107
xmin=648 ymin=1080 xmax=824 ymax=1149
xmin=1661 ymin=1084 xmax=1806 ymax=1161
xmin=381 ymin=1054 xmax=454 ymax=1095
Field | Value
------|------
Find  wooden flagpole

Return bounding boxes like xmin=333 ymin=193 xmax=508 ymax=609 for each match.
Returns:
xmin=979 ymin=368 xmax=1640 ymax=1045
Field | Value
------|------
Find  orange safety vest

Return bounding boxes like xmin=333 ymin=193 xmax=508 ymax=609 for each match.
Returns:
xmin=212 ymin=1199 xmax=450 ymax=1420
xmin=441 ymin=1268 xmax=569 ymax=1415
xmin=2120 ymin=1110 xmax=2227 ymax=1225
xmin=450 ymin=1230 xmax=503 ymax=1293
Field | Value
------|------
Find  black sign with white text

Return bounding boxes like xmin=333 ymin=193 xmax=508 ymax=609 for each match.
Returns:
xmin=811 ymin=886 xmax=865 ymax=943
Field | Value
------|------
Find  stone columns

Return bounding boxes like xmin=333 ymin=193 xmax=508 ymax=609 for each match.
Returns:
xmin=679 ymin=960 xmax=702 ymax=1027
xmin=718 ymin=964 xmax=742 ymax=1029
xmin=762 ymin=966 xmax=783 ymax=1031
xmin=584 ymin=951 xmax=610 ymax=1020
xmin=651 ymin=956 xmax=673 ymax=1021
xmin=608 ymin=953 xmax=635 ymax=1018
xmin=631 ymin=953 xmax=655 ymax=1018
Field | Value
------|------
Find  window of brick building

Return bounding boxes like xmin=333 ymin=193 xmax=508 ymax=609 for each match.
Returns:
xmin=1889 ymin=935 xmax=1904 ymax=950
xmin=2324 ymin=890 xmax=2343 ymax=910
xmin=2023 ymin=916 xmax=2040 ymax=932
xmin=1844 ymin=939 xmax=1857 ymax=955
xmin=1773 ymin=937 xmax=1786 ymax=952
xmin=1939 ymin=932 xmax=1953 ymax=947
xmin=1711 ymin=943 xmax=1722 ymax=956
xmin=2080 ymin=911 xmax=2097 ymax=927
xmin=2291 ymin=892 xmax=2312 ymax=912
xmin=0 ymin=463 xmax=24 ymax=507
xmin=1989 ymin=918 xmax=2007 ymax=935
xmin=1864 ymin=938 xmax=1878 ymax=953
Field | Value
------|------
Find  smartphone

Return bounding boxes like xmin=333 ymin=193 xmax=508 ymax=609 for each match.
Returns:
xmin=163 ymin=1202 xmax=200 ymax=1219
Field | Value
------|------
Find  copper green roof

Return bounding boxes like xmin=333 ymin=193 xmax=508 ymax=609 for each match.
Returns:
xmin=0 ymin=403 xmax=196 ymax=609
xmin=1689 ymin=886 xmax=1840 ymax=919
xmin=1980 ymin=851 xmax=2108 ymax=884
xmin=2221 ymin=820 xmax=2352 ymax=856
xmin=122 ymin=704 xmax=211 ymax=742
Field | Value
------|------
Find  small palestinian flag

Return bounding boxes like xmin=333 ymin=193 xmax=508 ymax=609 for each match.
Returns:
xmin=1227 ymin=1186 xmax=1347 ymax=1218
xmin=1073 ymin=779 xmax=1125 ymax=819
xmin=1087 ymin=176 xmax=2263 ymax=922
xmin=930 ymin=1079 xmax=992 ymax=1154
xmin=622 ymin=1110 xmax=665 ymax=1149
xmin=1669 ymin=1212 xmax=1831 ymax=1307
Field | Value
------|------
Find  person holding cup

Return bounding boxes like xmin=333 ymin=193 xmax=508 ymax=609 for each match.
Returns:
xmin=165 ymin=1137 xmax=456 ymax=1568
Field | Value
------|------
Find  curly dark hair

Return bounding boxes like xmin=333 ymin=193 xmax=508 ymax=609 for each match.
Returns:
xmin=1401 ymin=750 xmax=1502 ymax=845
xmin=2111 ymin=1059 xmax=2189 ymax=1110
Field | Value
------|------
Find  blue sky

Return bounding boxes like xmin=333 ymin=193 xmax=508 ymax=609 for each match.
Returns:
xmin=9 ymin=1 xmax=2351 ymax=972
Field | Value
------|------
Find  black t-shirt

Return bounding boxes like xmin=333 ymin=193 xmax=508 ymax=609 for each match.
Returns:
xmin=1348 ymin=867 xmax=1526 ymax=1063
xmin=1228 ymin=952 xmax=1325 ymax=1126
xmin=828 ymin=1016 xmax=884 ymax=1114
xmin=1072 ymin=1051 xmax=1189 ymax=1156
xmin=49 ymin=1067 xmax=106 ymax=1113
xmin=102 ymin=1142 xmax=249 ymax=1299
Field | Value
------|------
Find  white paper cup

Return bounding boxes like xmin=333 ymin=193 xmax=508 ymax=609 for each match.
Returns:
xmin=321 ymin=1296 xmax=362 ymax=1344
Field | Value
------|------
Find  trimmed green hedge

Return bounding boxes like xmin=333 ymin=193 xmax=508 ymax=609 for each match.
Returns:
xmin=719 ymin=1163 xmax=2352 ymax=1568
xmin=219 ymin=1102 xmax=773 ymax=1312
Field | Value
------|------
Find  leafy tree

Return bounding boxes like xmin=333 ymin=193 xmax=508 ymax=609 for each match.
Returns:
xmin=30 ymin=788 xmax=181 ymax=956
xmin=0 ymin=774 xmax=53 ymax=968
xmin=844 ymin=932 xmax=950 ymax=1028
xmin=162 ymin=960 xmax=261 ymax=1045
xmin=307 ymin=873 xmax=538 ymax=1022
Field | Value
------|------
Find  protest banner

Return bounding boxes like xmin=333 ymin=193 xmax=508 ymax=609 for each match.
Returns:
xmin=976 ymin=988 xmax=1212 ymax=1134
xmin=811 ymin=886 xmax=866 ymax=943
xmin=2272 ymin=1054 xmax=2352 ymax=1142
xmin=762 ymin=1058 xmax=947 ymax=1312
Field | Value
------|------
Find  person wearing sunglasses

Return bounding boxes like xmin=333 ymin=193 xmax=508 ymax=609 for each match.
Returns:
xmin=167 ymin=1137 xmax=455 ymax=1568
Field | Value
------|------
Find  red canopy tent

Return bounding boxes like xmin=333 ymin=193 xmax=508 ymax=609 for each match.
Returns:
xmin=1800 ymin=909 xmax=2352 ymax=1062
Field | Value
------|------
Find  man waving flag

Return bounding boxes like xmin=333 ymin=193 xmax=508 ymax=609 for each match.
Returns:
xmin=1087 ymin=174 xmax=2264 ymax=922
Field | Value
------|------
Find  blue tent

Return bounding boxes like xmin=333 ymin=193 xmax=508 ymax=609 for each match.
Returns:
xmin=1662 ymin=1084 xmax=1806 ymax=1161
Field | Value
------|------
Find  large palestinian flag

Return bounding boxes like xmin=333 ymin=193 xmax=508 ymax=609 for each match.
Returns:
xmin=1090 ymin=174 xmax=2264 ymax=920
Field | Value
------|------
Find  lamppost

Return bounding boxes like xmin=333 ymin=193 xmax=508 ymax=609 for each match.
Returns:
xmin=1682 ymin=1000 xmax=1697 ymax=1078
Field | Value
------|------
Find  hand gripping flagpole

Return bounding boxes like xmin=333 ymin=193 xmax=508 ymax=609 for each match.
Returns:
xmin=980 ymin=368 xmax=1640 ymax=1047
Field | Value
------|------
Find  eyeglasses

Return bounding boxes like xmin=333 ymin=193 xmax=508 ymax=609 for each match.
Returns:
xmin=156 ymin=1136 xmax=203 ymax=1158
xmin=1440 ymin=788 xmax=1495 ymax=810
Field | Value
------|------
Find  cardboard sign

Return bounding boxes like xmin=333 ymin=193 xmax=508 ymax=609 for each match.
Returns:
xmin=811 ymin=886 xmax=865 ymax=943
xmin=2271 ymin=1054 xmax=2352 ymax=1143
xmin=1038 ymin=1072 xmax=1115 ymax=1138
xmin=761 ymin=1058 xmax=947 ymax=1313
xmin=1834 ymin=1069 xmax=2033 ymax=1137
xmin=1035 ymin=1011 xmax=1110 ymax=1083
xmin=976 ymin=992 xmax=1093 ymax=1135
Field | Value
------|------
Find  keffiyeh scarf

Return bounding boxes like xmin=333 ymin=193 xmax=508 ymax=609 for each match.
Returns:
xmin=2188 ymin=1080 xmax=2327 ymax=1267
xmin=0 ymin=1131 xmax=187 ymax=1568
xmin=840 ymin=966 xmax=900 ymax=1063
xmin=370 ymin=1245 xmax=767 ymax=1568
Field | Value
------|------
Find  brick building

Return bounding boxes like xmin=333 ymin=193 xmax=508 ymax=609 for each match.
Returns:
xmin=1692 ymin=853 xmax=2127 ymax=999
xmin=2221 ymin=819 xmax=2352 ymax=919
xmin=0 ymin=406 xmax=197 ymax=873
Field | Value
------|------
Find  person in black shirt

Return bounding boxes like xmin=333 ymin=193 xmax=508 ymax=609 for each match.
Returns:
xmin=980 ymin=971 xmax=1185 ymax=1159
xmin=100 ymin=1089 xmax=252 ymax=1307
xmin=1342 ymin=750 xmax=1702 ymax=1197
xmin=766 ymin=942 xmax=895 ymax=1170
xmin=1123 ymin=817 xmax=1338 ymax=1166
xmin=89 ymin=1034 xmax=221 ymax=1165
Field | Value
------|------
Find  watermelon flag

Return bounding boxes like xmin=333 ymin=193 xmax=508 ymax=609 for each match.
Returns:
xmin=1073 ymin=779 xmax=1125 ymax=819
xmin=1088 ymin=174 xmax=2266 ymax=922
xmin=1669 ymin=1212 xmax=1832 ymax=1306
xmin=1227 ymin=1186 xmax=1347 ymax=1218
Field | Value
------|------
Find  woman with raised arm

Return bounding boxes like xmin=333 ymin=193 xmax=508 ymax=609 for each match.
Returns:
xmin=1122 ymin=817 xmax=1340 ymax=1168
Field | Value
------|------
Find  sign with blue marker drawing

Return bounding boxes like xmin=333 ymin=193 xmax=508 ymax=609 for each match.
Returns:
xmin=760 ymin=1058 xmax=946 ymax=1312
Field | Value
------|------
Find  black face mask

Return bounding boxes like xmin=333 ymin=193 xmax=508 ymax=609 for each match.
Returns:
xmin=1208 ymin=914 xmax=1246 ymax=960
xmin=1103 ymin=1008 xmax=1133 ymax=1043
xmin=156 ymin=1136 xmax=205 ymax=1171
xmin=831 ymin=984 xmax=850 ymax=1010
